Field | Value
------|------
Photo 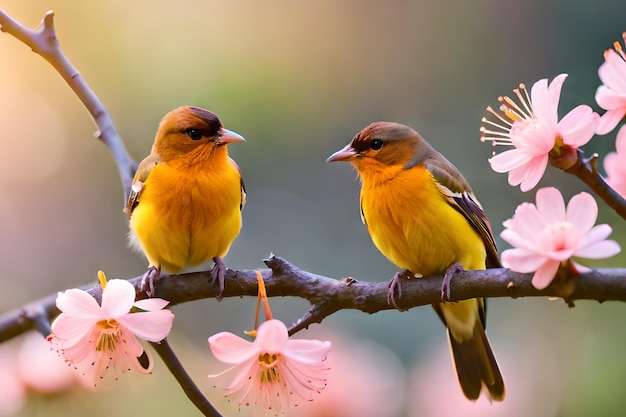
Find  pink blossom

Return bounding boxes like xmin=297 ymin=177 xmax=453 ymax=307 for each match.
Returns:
xmin=481 ymin=74 xmax=599 ymax=191
xmin=18 ymin=331 xmax=93 ymax=392
xmin=500 ymin=187 xmax=620 ymax=289
xmin=208 ymin=319 xmax=331 ymax=413
xmin=47 ymin=277 xmax=174 ymax=384
xmin=409 ymin=339 xmax=562 ymax=417
xmin=0 ymin=341 xmax=25 ymax=416
xmin=287 ymin=332 xmax=406 ymax=417
xmin=596 ymin=33 xmax=626 ymax=135
xmin=603 ymin=125 xmax=626 ymax=198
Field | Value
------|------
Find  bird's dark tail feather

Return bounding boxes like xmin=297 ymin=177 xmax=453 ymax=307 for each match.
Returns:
xmin=448 ymin=321 xmax=505 ymax=402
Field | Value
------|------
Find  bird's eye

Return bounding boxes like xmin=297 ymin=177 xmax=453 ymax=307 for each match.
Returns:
xmin=370 ymin=139 xmax=383 ymax=150
xmin=186 ymin=129 xmax=203 ymax=141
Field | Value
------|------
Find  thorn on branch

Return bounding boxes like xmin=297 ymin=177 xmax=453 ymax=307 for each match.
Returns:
xmin=505 ymin=281 xmax=518 ymax=298
xmin=586 ymin=152 xmax=600 ymax=174
xmin=343 ymin=277 xmax=358 ymax=286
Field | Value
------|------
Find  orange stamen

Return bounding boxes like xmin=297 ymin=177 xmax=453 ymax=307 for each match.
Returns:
xmin=247 ymin=271 xmax=274 ymax=338
xmin=97 ymin=270 xmax=108 ymax=289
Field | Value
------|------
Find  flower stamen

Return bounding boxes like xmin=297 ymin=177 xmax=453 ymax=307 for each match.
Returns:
xmin=95 ymin=319 xmax=122 ymax=352
xmin=613 ymin=33 xmax=626 ymax=60
xmin=259 ymin=353 xmax=281 ymax=384
xmin=481 ymin=74 xmax=599 ymax=191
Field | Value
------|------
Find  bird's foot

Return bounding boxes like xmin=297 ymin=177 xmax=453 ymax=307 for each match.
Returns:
xmin=210 ymin=256 xmax=226 ymax=301
xmin=140 ymin=266 xmax=161 ymax=297
xmin=441 ymin=263 xmax=463 ymax=301
xmin=387 ymin=269 xmax=414 ymax=310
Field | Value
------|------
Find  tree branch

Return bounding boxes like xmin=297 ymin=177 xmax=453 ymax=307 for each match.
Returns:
xmin=0 ymin=8 xmax=137 ymax=201
xmin=552 ymin=147 xmax=626 ymax=220
xmin=3 ymin=255 xmax=626 ymax=345
xmin=150 ymin=339 xmax=222 ymax=417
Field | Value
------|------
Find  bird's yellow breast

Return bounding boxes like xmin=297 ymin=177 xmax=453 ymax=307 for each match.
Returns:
xmin=360 ymin=165 xmax=486 ymax=276
xmin=129 ymin=154 xmax=242 ymax=274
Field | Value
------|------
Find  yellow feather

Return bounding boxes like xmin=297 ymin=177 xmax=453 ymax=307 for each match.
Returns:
xmin=127 ymin=106 xmax=245 ymax=278
xmin=129 ymin=148 xmax=242 ymax=273
xmin=328 ymin=121 xmax=505 ymax=401
xmin=361 ymin=165 xmax=486 ymax=278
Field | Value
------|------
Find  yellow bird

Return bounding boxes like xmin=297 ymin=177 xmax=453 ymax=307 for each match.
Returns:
xmin=124 ymin=106 xmax=246 ymax=297
xmin=327 ymin=122 xmax=505 ymax=401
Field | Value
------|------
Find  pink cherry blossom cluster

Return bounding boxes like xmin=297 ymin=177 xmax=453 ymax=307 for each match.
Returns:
xmin=47 ymin=273 xmax=175 ymax=384
xmin=481 ymin=33 xmax=626 ymax=290
xmin=45 ymin=270 xmax=331 ymax=416
xmin=206 ymin=272 xmax=331 ymax=413
xmin=0 ymin=331 xmax=94 ymax=416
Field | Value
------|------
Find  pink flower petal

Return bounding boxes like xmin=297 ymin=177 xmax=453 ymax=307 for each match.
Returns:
xmin=209 ymin=332 xmax=257 ymax=364
xmin=565 ymin=192 xmax=598 ymax=233
xmin=596 ymin=85 xmax=626 ymax=110
xmin=506 ymin=164 xmax=527 ymax=188
xmin=0 ymin=344 xmax=26 ymax=416
xmin=254 ymin=319 xmax=289 ymax=352
xmin=500 ymin=229 xmax=537 ymax=252
xmin=531 ymin=260 xmax=560 ymax=290
xmin=49 ymin=314 xmax=96 ymax=348
xmin=503 ymin=202 xmax=547 ymax=237
xmin=596 ymin=109 xmax=625 ymax=135
xmin=208 ymin=319 xmax=330 ymax=412
xmin=56 ymin=289 xmax=103 ymax=319
xmin=100 ymin=279 xmax=136 ymax=318
xmin=595 ymin=85 xmax=626 ymax=110
xmin=18 ymin=332 xmax=77 ymax=394
xmin=575 ymin=239 xmax=621 ymax=259
xmin=601 ymin=49 xmax=626 ymax=91
xmin=559 ymin=105 xmax=599 ymax=147
xmin=603 ymin=130 xmax=626 ymax=196
xmin=575 ymin=223 xmax=621 ymax=258
xmin=529 ymin=77 xmax=551 ymax=123
xmin=489 ymin=149 xmax=533 ymax=173
xmin=283 ymin=339 xmax=332 ymax=364
xmin=116 ymin=310 xmax=174 ymax=342
xmin=532 ymin=74 xmax=567 ymax=126
xmin=48 ymin=276 xmax=173 ymax=383
xmin=218 ymin=359 xmax=257 ymax=393
xmin=542 ymin=247 xmax=576 ymax=262
xmin=579 ymin=224 xmax=613 ymax=247
xmin=500 ymin=186 xmax=621 ymax=291
xmin=616 ymin=125 xmax=626 ymax=153
xmin=280 ymin=358 xmax=328 ymax=401
xmin=603 ymin=152 xmax=620 ymax=177
xmin=500 ymin=248 xmax=547 ymax=273
xmin=518 ymin=156 xmax=549 ymax=192
xmin=535 ymin=187 xmax=565 ymax=222
xmin=134 ymin=298 xmax=170 ymax=311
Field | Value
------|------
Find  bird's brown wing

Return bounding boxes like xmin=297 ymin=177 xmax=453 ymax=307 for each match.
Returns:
xmin=123 ymin=153 xmax=163 ymax=217
xmin=425 ymin=162 xmax=501 ymax=269
xmin=229 ymin=156 xmax=246 ymax=211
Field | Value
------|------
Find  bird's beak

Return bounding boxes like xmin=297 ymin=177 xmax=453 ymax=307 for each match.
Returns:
xmin=326 ymin=144 xmax=357 ymax=162
xmin=219 ymin=128 xmax=246 ymax=144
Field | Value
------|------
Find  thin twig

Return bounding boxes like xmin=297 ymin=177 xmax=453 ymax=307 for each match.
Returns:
xmin=150 ymin=339 xmax=222 ymax=417
xmin=0 ymin=8 xmax=137 ymax=201
xmin=559 ymin=149 xmax=626 ymax=220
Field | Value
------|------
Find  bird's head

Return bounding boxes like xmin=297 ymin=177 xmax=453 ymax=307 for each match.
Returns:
xmin=153 ymin=106 xmax=245 ymax=161
xmin=327 ymin=122 xmax=429 ymax=178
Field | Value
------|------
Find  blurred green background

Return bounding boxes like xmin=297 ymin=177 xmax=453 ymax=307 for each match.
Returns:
xmin=1 ymin=0 xmax=626 ymax=416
